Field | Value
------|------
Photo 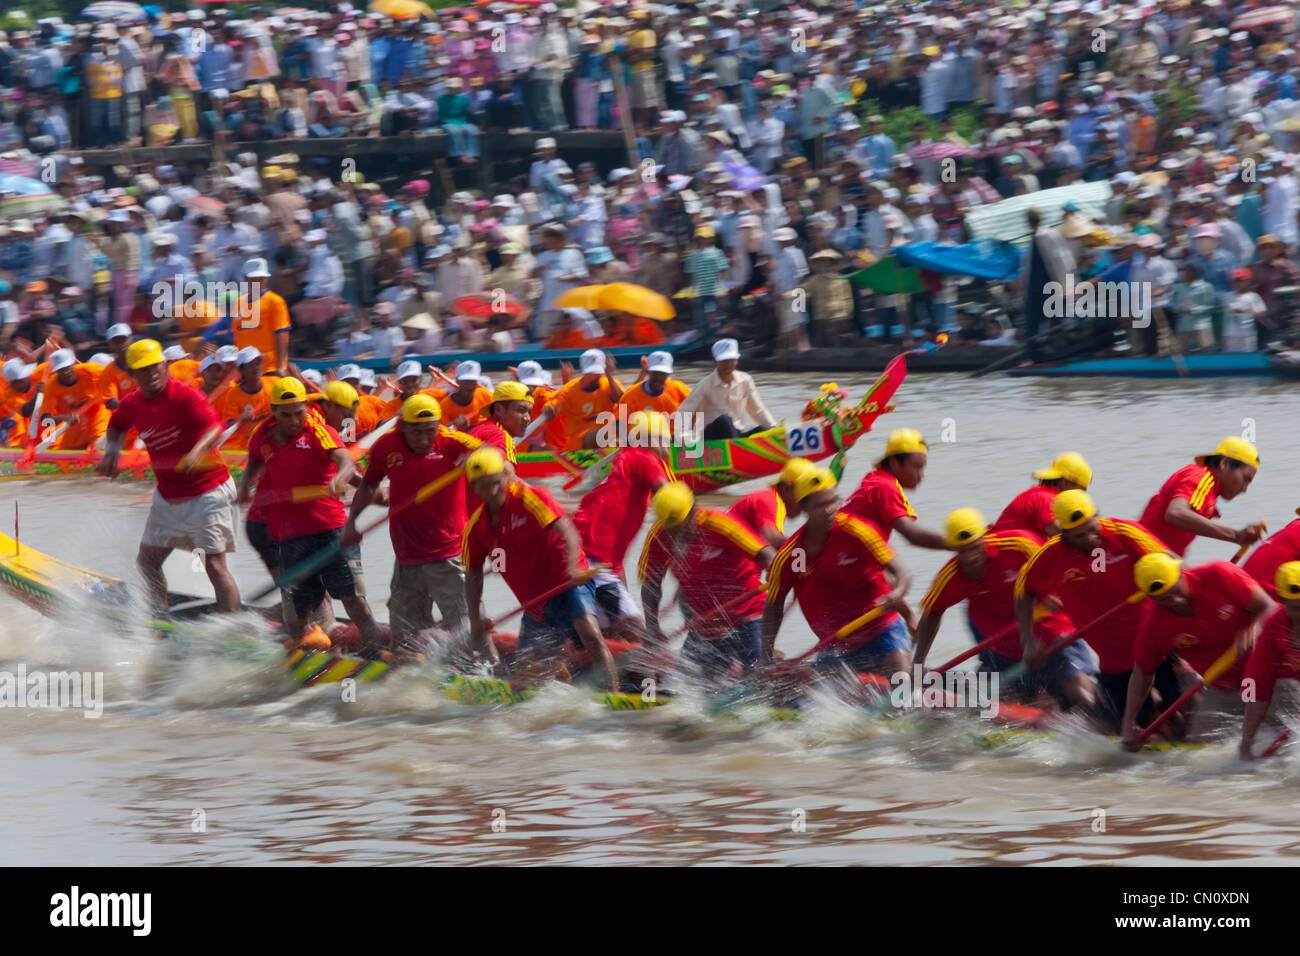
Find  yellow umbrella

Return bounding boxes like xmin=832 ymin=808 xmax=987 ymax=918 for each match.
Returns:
xmin=553 ymin=285 xmax=609 ymax=311
xmin=368 ymin=0 xmax=434 ymax=19
xmin=595 ymin=282 xmax=676 ymax=320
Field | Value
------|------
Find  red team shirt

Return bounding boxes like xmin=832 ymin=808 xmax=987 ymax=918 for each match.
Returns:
xmin=728 ymin=487 xmax=786 ymax=540
xmin=107 ymin=378 xmax=230 ymax=501
xmin=1243 ymin=606 xmax=1300 ymax=703
xmin=247 ymin=415 xmax=348 ymax=541
xmin=1015 ymin=518 xmax=1168 ymax=673
xmin=468 ymin=419 xmax=517 ymax=465
xmin=1138 ymin=464 xmax=1219 ymax=556
xmin=920 ymin=531 xmax=1072 ymax=659
xmin=462 ymin=481 xmax=586 ymax=619
xmin=364 ymin=426 xmax=480 ymax=565
xmin=767 ymin=513 xmax=897 ymax=648
xmin=1242 ymin=519 xmax=1300 ymax=597
xmin=1133 ymin=561 xmax=1258 ymax=689
xmin=992 ymin=485 xmax=1058 ymax=537
xmin=638 ymin=508 xmax=768 ymax=638
xmin=572 ymin=446 xmax=673 ymax=576
xmin=843 ymin=468 xmax=917 ymax=539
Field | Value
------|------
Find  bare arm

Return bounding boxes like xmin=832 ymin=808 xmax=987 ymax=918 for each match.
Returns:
xmin=465 ymin=562 xmax=498 ymax=662
xmin=328 ymin=447 xmax=355 ymax=496
xmin=1165 ymin=497 xmax=1258 ymax=546
xmin=760 ymin=600 xmax=784 ymax=666
xmin=913 ymin=612 xmax=942 ymax=666
xmin=178 ymin=424 xmax=223 ymax=472
xmin=1120 ymin=666 xmax=1158 ymax=751
xmin=892 ymin=515 xmax=950 ymax=550
xmin=236 ymin=455 xmax=266 ymax=504
xmin=640 ymin=564 xmax=666 ymax=646
xmin=550 ymin=514 xmax=586 ymax=579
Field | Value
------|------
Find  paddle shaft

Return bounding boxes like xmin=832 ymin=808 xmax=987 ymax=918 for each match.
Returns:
xmin=1137 ymin=644 xmax=1239 ymax=743
xmin=777 ymin=603 xmax=890 ymax=671
xmin=1001 ymin=591 xmax=1146 ymax=683
xmin=484 ymin=565 xmax=606 ymax=629
xmin=932 ymin=622 xmax=1018 ymax=675
xmin=1261 ymin=725 xmax=1292 ymax=759
xmin=1230 ymin=522 xmax=1267 ymax=564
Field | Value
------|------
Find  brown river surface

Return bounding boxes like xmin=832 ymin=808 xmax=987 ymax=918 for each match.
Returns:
xmin=4 ymin=369 xmax=1300 ymax=865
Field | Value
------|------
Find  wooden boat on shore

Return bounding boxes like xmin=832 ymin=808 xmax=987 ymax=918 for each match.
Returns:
xmin=747 ymin=344 xmax=1021 ymax=374
xmin=1007 ymin=352 xmax=1276 ymax=378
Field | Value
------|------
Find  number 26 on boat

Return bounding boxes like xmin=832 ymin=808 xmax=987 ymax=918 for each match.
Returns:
xmin=787 ymin=422 xmax=823 ymax=455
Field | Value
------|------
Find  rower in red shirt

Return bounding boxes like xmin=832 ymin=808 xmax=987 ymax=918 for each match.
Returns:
xmin=1138 ymin=436 xmax=1263 ymax=557
xmin=915 ymin=509 xmax=1095 ymax=710
xmin=727 ymin=457 xmax=814 ymax=549
xmin=462 ymin=446 xmax=618 ymax=692
xmin=468 ymin=380 xmax=532 ymax=468
xmin=96 ymin=339 xmax=242 ymax=617
xmin=1015 ymin=489 xmax=1171 ymax=731
xmin=843 ymin=428 xmax=947 ymax=550
xmin=762 ymin=467 xmax=913 ymax=678
xmin=240 ymin=377 xmax=386 ymax=651
xmin=639 ymin=482 xmax=775 ymax=682
xmin=344 ymin=394 xmax=480 ymax=650
xmin=571 ymin=409 xmax=674 ymax=642
xmin=992 ymin=451 xmax=1092 ymax=537
xmin=1240 ymin=562 xmax=1300 ymax=758
xmin=1121 ymin=554 xmax=1274 ymax=751
xmin=1242 ymin=518 xmax=1300 ymax=597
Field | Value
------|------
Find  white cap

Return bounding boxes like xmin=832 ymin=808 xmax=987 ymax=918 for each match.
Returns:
xmin=301 ymin=368 xmax=324 ymax=386
xmin=199 ymin=355 xmax=218 ymax=374
xmin=215 ymin=345 xmax=239 ymax=363
xmin=106 ymin=322 xmax=132 ymax=340
xmin=712 ymin=338 xmax=741 ymax=362
xmin=516 ymin=359 xmax=548 ymax=387
xmin=455 ymin=360 xmax=483 ymax=382
xmin=107 ymin=208 xmax=131 ymax=223
xmin=244 ymin=257 xmax=271 ymax=278
xmin=304 ymin=228 xmax=327 ymax=243
xmin=358 ymin=368 xmax=377 ymax=388
xmin=480 ymin=375 xmax=493 ymax=392
xmin=337 ymin=363 xmax=362 ymax=381
xmin=396 ymin=360 xmax=422 ymax=380
xmin=579 ymin=348 xmax=605 ymax=375
xmin=88 ymin=353 xmax=113 ymax=367
xmin=236 ymin=346 xmax=263 ymax=365
xmin=536 ymin=136 xmax=557 ymax=150
xmin=49 ymin=349 xmax=77 ymax=372
xmin=646 ymin=350 xmax=673 ymax=374
xmin=162 ymin=345 xmax=186 ymax=362
xmin=1 ymin=358 xmax=35 ymax=382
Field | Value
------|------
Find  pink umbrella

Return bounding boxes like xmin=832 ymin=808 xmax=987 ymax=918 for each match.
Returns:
xmin=1231 ymin=5 xmax=1295 ymax=30
xmin=908 ymin=142 xmax=980 ymax=162
xmin=0 ymin=158 xmax=36 ymax=177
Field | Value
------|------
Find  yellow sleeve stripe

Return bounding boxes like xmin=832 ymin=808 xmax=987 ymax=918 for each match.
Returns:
xmin=515 ymin=483 xmax=560 ymax=527
xmin=637 ymin=519 xmax=667 ymax=583
xmin=835 ymin=513 xmax=896 ymax=564
xmin=896 ymin=477 xmax=918 ymax=518
xmin=766 ymin=532 xmax=804 ymax=605
xmin=773 ymin=491 xmax=787 ymax=534
xmin=1188 ymin=471 xmax=1216 ymax=512
xmin=1101 ymin=518 xmax=1167 ymax=555
xmin=1014 ymin=537 xmax=1059 ymax=599
xmin=445 ymin=427 xmax=483 ymax=450
xmin=986 ymin=534 xmax=1039 ymax=556
xmin=920 ymin=559 xmax=960 ymax=615
xmin=309 ymin=415 xmax=339 ymax=451
xmin=461 ymin=505 xmax=485 ymax=564
xmin=700 ymin=511 xmax=766 ymax=557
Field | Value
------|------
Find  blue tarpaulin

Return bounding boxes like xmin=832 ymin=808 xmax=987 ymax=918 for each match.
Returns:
xmin=893 ymin=239 xmax=1023 ymax=281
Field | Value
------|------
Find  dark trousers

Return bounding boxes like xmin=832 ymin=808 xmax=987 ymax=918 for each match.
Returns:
xmin=702 ymin=414 xmax=766 ymax=440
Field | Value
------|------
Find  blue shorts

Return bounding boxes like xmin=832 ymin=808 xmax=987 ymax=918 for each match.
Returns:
xmin=966 ymin=609 xmax=1098 ymax=702
xmin=814 ymin=615 xmax=911 ymax=674
xmin=518 ymin=580 xmax=599 ymax=653
xmin=681 ymin=619 xmax=761 ymax=681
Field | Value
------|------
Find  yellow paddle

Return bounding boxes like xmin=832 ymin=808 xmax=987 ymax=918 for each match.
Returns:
xmin=1136 ymin=644 xmax=1240 ymax=744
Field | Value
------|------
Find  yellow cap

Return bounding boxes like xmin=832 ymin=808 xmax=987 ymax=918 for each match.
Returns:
xmin=324 ymin=381 xmax=359 ymax=408
xmin=126 ymin=339 xmax=164 ymax=370
xmin=793 ymin=466 xmax=837 ymax=502
xmin=695 ymin=225 xmax=715 ymax=239
xmin=1195 ymin=436 xmax=1260 ymax=470
xmin=627 ymin=409 xmax=671 ymax=446
xmin=1275 ymin=561 xmax=1300 ymax=599
xmin=1031 ymin=451 xmax=1093 ymax=488
xmin=465 ymin=446 xmax=506 ymax=480
xmin=944 ymin=508 xmax=988 ymax=548
xmin=652 ymin=481 xmax=695 ymax=525
xmin=271 ymin=377 xmax=307 ymax=405
xmin=1052 ymin=488 xmax=1097 ymax=530
xmin=262 ymin=164 xmax=282 ymax=179
xmin=778 ymin=457 xmax=815 ymax=485
xmin=401 ymin=393 xmax=441 ymax=423
xmin=491 ymin=380 xmax=530 ymax=404
xmin=1135 ymin=552 xmax=1182 ymax=596
xmin=878 ymin=428 xmax=927 ymax=462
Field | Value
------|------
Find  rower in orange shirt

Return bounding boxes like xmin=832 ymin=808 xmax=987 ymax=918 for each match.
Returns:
xmin=209 ymin=347 xmax=279 ymax=450
xmin=423 ymin=360 xmax=493 ymax=431
xmin=97 ymin=323 xmax=138 ymax=406
xmin=516 ymin=360 xmax=564 ymax=451
xmin=526 ymin=349 xmax=625 ymax=451
xmin=382 ymin=360 xmax=427 ymax=420
xmin=0 ymin=358 xmax=37 ymax=446
xmin=40 ymin=349 xmax=111 ymax=449
xmin=164 ymin=345 xmax=202 ymax=388
xmin=618 ymin=350 xmax=690 ymax=425
xmin=232 ymin=257 xmax=292 ymax=375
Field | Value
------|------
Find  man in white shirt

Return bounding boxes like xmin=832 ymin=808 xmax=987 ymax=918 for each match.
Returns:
xmin=676 ymin=338 xmax=777 ymax=441
xmin=1263 ymin=156 xmax=1300 ymax=248
xmin=531 ymin=223 xmax=587 ymax=337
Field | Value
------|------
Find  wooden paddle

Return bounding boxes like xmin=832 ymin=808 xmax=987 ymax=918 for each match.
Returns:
xmin=1260 ymin=724 xmax=1292 ymax=759
xmin=1000 ymin=590 xmax=1147 ymax=684
xmin=481 ymin=565 xmax=606 ymax=631
xmin=931 ymin=622 xmax=1018 ymax=675
xmin=1230 ymin=521 xmax=1267 ymax=564
xmin=351 ymin=414 xmax=398 ymax=461
xmin=1135 ymin=644 xmax=1240 ymax=744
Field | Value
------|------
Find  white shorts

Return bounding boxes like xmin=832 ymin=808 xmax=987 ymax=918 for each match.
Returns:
xmin=588 ymin=566 xmax=642 ymax=628
xmin=141 ymin=477 xmax=238 ymax=555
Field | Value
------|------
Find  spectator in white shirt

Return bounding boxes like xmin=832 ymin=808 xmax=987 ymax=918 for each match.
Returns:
xmin=676 ymin=338 xmax=776 ymax=440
